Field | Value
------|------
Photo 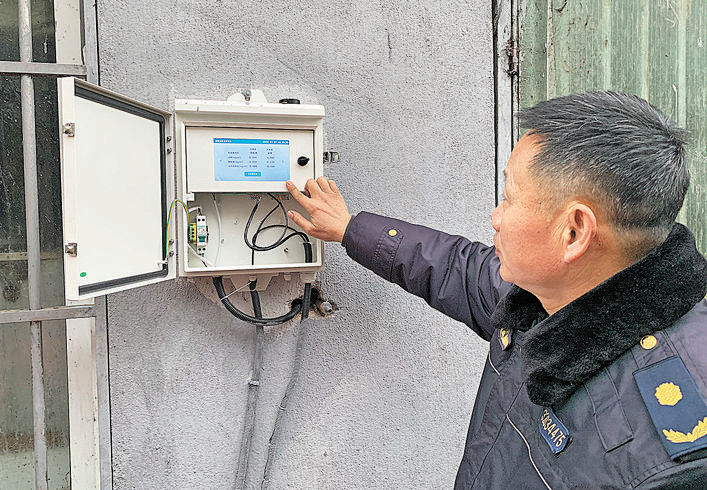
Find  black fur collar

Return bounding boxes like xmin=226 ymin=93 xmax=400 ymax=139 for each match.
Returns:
xmin=491 ymin=223 xmax=707 ymax=408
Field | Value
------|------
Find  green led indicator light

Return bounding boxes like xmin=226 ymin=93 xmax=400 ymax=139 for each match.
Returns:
xmin=80 ymin=272 xmax=87 ymax=277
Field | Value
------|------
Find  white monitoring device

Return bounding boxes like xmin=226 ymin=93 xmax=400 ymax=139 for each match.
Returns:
xmin=185 ymin=127 xmax=315 ymax=193
xmin=58 ymin=78 xmax=325 ymax=300
xmin=175 ymin=94 xmax=325 ymax=281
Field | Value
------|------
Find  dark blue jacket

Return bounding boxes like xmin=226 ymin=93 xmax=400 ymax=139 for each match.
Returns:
xmin=343 ymin=211 xmax=707 ymax=489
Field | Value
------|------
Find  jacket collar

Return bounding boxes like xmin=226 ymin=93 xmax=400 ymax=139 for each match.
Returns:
xmin=491 ymin=223 xmax=707 ymax=408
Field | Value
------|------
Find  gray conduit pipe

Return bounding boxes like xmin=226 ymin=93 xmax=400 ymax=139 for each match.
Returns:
xmin=235 ymin=281 xmax=264 ymax=488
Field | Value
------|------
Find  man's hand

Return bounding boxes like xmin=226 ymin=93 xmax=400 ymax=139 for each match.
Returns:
xmin=286 ymin=177 xmax=352 ymax=243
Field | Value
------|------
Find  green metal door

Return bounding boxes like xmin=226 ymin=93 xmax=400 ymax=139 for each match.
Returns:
xmin=518 ymin=0 xmax=706 ymax=255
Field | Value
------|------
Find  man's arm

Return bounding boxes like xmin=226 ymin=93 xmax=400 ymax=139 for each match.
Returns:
xmin=287 ymin=178 xmax=510 ymax=340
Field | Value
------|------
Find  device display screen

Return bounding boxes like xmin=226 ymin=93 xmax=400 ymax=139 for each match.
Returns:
xmin=214 ymin=138 xmax=290 ymax=182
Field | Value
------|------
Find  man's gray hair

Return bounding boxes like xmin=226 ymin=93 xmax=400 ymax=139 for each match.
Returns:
xmin=519 ymin=91 xmax=689 ymax=251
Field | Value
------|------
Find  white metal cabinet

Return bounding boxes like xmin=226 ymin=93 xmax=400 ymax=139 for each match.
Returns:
xmin=58 ymin=79 xmax=325 ymax=300
xmin=58 ymin=78 xmax=175 ymax=301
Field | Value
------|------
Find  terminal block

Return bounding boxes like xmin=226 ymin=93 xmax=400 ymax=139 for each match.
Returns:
xmin=188 ymin=216 xmax=208 ymax=256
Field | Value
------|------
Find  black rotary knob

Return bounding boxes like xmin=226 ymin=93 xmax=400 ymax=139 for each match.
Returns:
xmin=297 ymin=156 xmax=310 ymax=166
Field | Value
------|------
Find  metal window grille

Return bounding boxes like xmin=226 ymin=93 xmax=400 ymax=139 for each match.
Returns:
xmin=0 ymin=0 xmax=90 ymax=488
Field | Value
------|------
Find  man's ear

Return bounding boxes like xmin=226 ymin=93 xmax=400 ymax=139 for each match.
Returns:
xmin=562 ymin=203 xmax=597 ymax=263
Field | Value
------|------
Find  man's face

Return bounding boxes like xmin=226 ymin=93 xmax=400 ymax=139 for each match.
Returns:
xmin=491 ymin=134 xmax=564 ymax=290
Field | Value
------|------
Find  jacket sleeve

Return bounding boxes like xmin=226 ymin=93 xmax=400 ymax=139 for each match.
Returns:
xmin=342 ymin=211 xmax=511 ymax=340
xmin=635 ymin=456 xmax=707 ymax=488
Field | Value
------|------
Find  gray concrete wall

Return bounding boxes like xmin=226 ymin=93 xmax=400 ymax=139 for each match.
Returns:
xmin=98 ymin=1 xmax=496 ymax=487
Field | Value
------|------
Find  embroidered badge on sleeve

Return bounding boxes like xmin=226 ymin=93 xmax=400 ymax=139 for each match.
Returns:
xmin=634 ymin=356 xmax=707 ymax=460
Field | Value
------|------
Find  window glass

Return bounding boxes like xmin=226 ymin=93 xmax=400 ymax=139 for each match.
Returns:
xmin=31 ymin=0 xmax=56 ymax=63
xmin=0 ymin=320 xmax=70 ymax=490
xmin=35 ymin=77 xmax=65 ymax=307
xmin=0 ymin=324 xmax=33 ymax=486
xmin=0 ymin=0 xmax=64 ymax=309
xmin=0 ymin=77 xmax=64 ymax=310
xmin=0 ymin=0 xmax=56 ymax=63
xmin=0 ymin=0 xmax=20 ymax=62
xmin=0 ymin=76 xmax=28 ymax=311
xmin=1 ymin=0 xmax=70 ymax=487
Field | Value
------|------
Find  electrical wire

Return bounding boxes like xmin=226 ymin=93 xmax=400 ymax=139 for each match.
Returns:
xmin=250 ymin=203 xmax=284 ymax=265
xmin=248 ymin=196 xmax=309 ymax=265
xmin=254 ymin=198 xmax=313 ymax=487
xmin=221 ymin=281 xmax=252 ymax=301
xmin=243 ymin=194 xmax=290 ymax=252
xmin=213 ymin=193 xmax=223 ymax=266
xmin=165 ymin=199 xmax=190 ymax=259
xmin=235 ymin=280 xmax=265 ymax=489
xmin=212 ymin=193 xmax=316 ymax=487
xmin=253 ymin=225 xmax=309 ymax=243
xmin=213 ymin=194 xmax=312 ymax=326
xmin=213 ymin=276 xmax=303 ymax=326
xmin=262 ymin=283 xmax=312 ymax=489
xmin=187 ymin=243 xmax=214 ymax=267
xmin=212 ymin=236 xmax=311 ymax=325
xmin=251 ymin=225 xmax=310 ymax=266
xmin=258 ymin=201 xmax=284 ymax=231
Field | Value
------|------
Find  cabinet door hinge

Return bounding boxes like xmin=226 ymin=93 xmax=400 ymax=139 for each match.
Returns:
xmin=65 ymin=242 xmax=77 ymax=257
xmin=63 ymin=122 xmax=75 ymax=137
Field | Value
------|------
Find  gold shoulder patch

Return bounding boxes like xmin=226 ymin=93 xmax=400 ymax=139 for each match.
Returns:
xmin=633 ymin=355 xmax=707 ymax=460
xmin=663 ymin=417 xmax=707 ymax=444
xmin=655 ymin=382 xmax=683 ymax=406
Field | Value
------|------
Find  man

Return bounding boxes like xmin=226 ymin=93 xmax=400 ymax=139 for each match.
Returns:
xmin=286 ymin=92 xmax=707 ymax=488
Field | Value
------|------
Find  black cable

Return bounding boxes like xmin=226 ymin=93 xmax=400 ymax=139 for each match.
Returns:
xmin=213 ymin=193 xmax=313 ymax=326
xmin=300 ymin=282 xmax=312 ymax=320
xmin=254 ymin=225 xmax=309 ymax=243
xmin=251 ymin=225 xmax=310 ymax=266
xmin=215 ymin=193 xmax=315 ymax=487
xmin=213 ymin=235 xmax=312 ymax=326
xmin=259 ymin=201 xmax=283 ymax=228
xmin=244 ymin=194 xmax=289 ymax=251
xmin=213 ymin=276 xmax=302 ymax=326
xmin=249 ymin=280 xmax=263 ymax=319
xmin=250 ymin=204 xmax=283 ymax=265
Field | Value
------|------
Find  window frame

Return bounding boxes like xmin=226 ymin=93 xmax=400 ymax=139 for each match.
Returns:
xmin=0 ymin=0 xmax=106 ymax=488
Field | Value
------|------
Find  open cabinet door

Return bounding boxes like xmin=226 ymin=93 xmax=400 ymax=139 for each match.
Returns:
xmin=58 ymin=78 xmax=175 ymax=300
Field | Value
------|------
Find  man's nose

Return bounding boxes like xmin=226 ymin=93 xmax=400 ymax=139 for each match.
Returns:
xmin=491 ymin=204 xmax=502 ymax=232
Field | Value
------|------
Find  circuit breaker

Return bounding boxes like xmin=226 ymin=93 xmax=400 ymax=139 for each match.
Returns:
xmin=58 ymin=78 xmax=324 ymax=301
